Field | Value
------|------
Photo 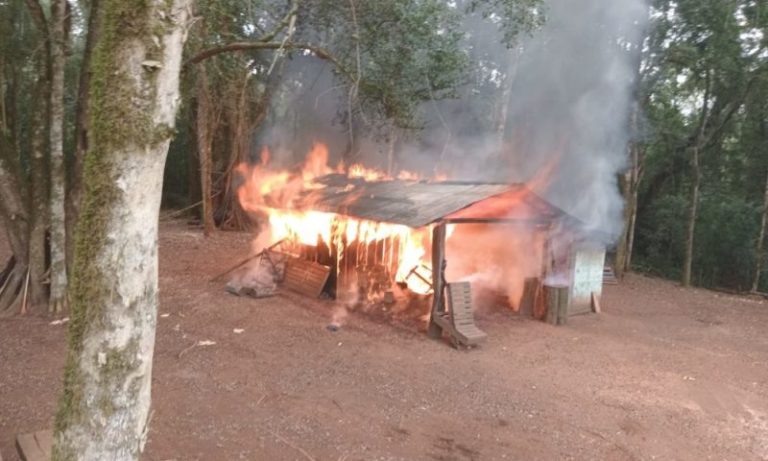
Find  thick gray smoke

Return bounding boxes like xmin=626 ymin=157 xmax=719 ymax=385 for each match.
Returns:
xmin=501 ymin=0 xmax=649 ymax=241
xmin=255 ymin=0 xmax=648 ymax=242
xmin=418 ymin=0 xmax=649 ymax=241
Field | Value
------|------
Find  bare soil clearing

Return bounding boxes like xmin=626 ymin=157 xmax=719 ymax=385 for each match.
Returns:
xmin=1 ymin=221 xmax=767 ymax=460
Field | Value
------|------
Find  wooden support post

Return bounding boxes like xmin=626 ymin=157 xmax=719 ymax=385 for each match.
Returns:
xmin=544 ymin=284 xmax=569 ymax=325
xmin=520 ymin=277 xmax=540 ymax=317
xmin=428 ymin=222 xmax=447 ymax=338
xmin=542 ymin=233 xmax=551 ymax=279
xmin=591 ymin=291 xmax=602 ymax=313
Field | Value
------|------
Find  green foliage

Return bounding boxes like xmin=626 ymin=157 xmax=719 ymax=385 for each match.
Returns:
xmin=632 ymin=0 xmax=768 ymax=290
xmin=352 ymin=0 xmax=468 ymax=129
xmin=467 ymin=0 xmax=546 ymax=47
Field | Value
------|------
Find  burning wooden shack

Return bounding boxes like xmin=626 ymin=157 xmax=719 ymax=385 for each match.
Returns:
xmin=234 ymin=146 xmax=606 ymax=346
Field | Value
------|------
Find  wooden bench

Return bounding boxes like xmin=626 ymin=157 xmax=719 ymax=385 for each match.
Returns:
xmin=16 ymin=429 xmax=52 ymax=461
xmin=430 ymin=282 xmax=487 ymax=347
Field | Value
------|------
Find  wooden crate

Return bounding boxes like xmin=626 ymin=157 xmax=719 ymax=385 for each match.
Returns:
xmin=282 ymin=258 xmax=331 ymax=298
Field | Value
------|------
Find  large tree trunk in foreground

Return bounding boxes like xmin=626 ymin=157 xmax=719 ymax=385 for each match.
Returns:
xmin=49 ymin=0 xmax=68 ymax=313
xmin=53 ymin=1 xmax=189 ymax=459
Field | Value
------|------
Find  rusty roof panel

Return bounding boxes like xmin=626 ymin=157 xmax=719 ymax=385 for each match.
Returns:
xmin=294 ymin=177 xmax=560 ymax=228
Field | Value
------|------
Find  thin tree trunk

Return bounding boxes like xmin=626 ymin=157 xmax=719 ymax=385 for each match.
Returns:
xmin=626 ymin=177 xmax=639 ymax=271
xmin=682 ymin=71 xmax=713 ymax=288
xmin=13 ymin=0 xmax=51 ymax=314
xmin=187 ymin=106 xmax=202 ymax=211
xmin=616 ymin=140 xmax=643 ymax=277
xmin=386 ymin=121 xmax=398 ymax=175
xmin=0 ymin=88 xmax=31 ymax=314
xmin=48 ymin=0 xmax=68 ymax=313
xmin=614 ymin=171 xmax=632 ymax=277
xmin=495 ymin=48 xmax=521 ymax=153
xmin=0 ymin=156 xmax=29 ymax=315
xmin=752 ymin=167 xmax=768 ymax=292
xmin=53 ymin=1 xmax=189 ymax=459
xmin=682 ymin=145 xmax=701 ymax=287
xmin=27 ymin=70 xmax=50 ymax=311
xmin=196 ymin=69 xmax=216 ymax=236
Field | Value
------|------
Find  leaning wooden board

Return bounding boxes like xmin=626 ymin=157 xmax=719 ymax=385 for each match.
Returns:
xmin=282 ymin=258 xmax=331 ymax=298
xmin=16 ymin=429 xmax=52 ymax=461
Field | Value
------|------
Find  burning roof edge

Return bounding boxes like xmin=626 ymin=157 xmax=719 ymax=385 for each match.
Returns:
xmin=296 ymin=175 xmax=573 ymax=229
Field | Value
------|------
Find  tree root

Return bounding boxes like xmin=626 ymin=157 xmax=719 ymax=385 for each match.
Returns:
xmin=50 ymin=296 xmax=68 ymax=315
xmin=0 ymin=257 xmax=46 ymax=317
xmin=0 ymin=257 xmax=25 ymax=317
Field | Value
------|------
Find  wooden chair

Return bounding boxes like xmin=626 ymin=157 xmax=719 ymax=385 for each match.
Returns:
xmin=429 ymin=281 xmax=487 ymax=347
xmin=16 ymin=429 xmax=52 ymax=461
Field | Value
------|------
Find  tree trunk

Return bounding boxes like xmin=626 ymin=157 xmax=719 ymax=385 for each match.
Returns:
xmin=386 ymin=121 xmax=398 ymax=175
xmin=196 ymin=70 xmax=216 ymax=236
xmin=682 ymin=145 xmax=701 ymax=287
xmin=48 ymin=0 xmax=68 ymax=313
xmin=0 ymin=81 xmax=30 ymax=315
xmin=615 ymin=141 xmax=643 ymax=277
xmin=682 ymin=70 xmax=713 ymax=288
xmin=27 ymin=70 xmax=50 ymax=311
xmin=626 ymin=178 xmax=639 ymax=271
xmin=52 ymin=1 xmax=189 ymax=459
xmin=494 ymin=48 xmax=521 ymax=154
xmin=752 ymin=167 xmax=768 ymax=292
xmin=66 ymin=0 xmax=101 ymax=271
xmin=614 ymin=171 xmax=632 ymax=277
xmin=0 ymin=154 xmax=29 ymax=316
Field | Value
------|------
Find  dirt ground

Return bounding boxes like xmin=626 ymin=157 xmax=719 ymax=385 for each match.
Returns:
xmin=1 ymin=221 xmax=767 ymax=461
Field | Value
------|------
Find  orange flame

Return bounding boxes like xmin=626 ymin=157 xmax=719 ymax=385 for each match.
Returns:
xmin=235 ymin=143 xmax=442 ymax=296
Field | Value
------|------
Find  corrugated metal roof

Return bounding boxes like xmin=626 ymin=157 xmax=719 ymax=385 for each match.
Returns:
xmin=294 ymin=175 xmax=564 ymax=228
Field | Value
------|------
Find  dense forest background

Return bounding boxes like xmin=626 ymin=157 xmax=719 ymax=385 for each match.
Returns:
xmin=2 ymin=0 xmax=767 ymax=307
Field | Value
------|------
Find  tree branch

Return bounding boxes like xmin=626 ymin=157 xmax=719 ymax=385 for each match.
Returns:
xmin=23 ymin=0 xmax=50 ymax=49
xmin=184 ymin=42 xmax=353 ymax=80
xmin=258 ymin=0 xmax=299 ymax=44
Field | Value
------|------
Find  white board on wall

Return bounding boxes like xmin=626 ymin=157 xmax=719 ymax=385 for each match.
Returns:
xmin=569 ymin=247 xmax=605 ymax=315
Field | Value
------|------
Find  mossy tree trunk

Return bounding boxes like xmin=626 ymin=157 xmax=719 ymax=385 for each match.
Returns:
xmin=52 ymin=0 xmax=190 ymax=459
xmin=66 ymin=0 xmax=101 ymax=273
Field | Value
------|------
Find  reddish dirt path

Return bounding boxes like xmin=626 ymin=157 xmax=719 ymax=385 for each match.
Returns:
xmin=1 ymin=221 xmax=767 ymax=460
